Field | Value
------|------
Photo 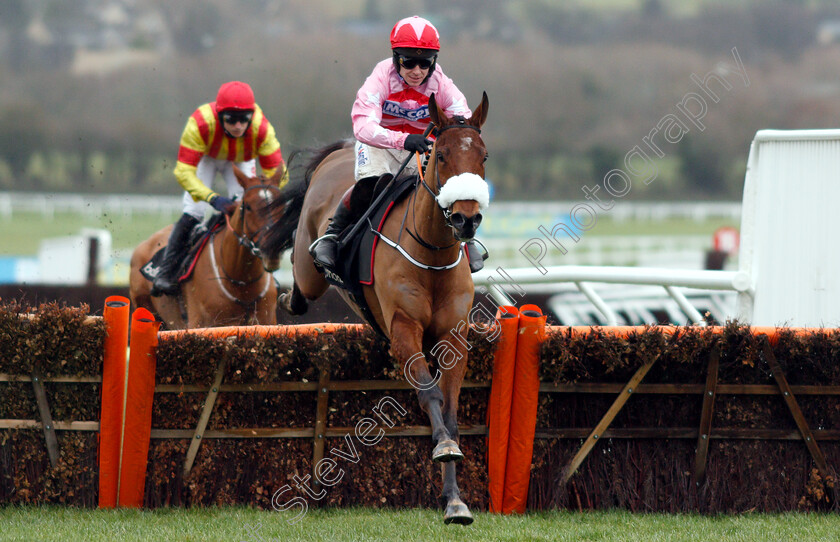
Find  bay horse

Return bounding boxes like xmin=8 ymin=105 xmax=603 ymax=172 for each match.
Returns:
xmin=129 ymin=167 xmax=299 ymax=329
xmin=268 ymin=93 xmax=490 ymax=524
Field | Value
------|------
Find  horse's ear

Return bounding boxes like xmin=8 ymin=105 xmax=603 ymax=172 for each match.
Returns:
xmin=232 ymin=164 xmax=250 ymax=188
xmin=469 ymin=92 xmax=489 ymax=129
xmin=428 ymin=92 xmax=446 ymax=127
xmin=267 ymin=168 xmax=283 ymax=186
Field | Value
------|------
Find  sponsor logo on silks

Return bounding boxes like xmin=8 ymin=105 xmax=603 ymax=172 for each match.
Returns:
xmin=382 ymin=101 xmax=429 ymax=121
xmin=357 ymin=146 xmax=368 ymax=167
xmin=142 ymin=261 xmax=160 ymax=278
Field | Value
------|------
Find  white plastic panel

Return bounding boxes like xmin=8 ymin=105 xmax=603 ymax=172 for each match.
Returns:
xmin=738 ymin=129 xmax=840 ymax=326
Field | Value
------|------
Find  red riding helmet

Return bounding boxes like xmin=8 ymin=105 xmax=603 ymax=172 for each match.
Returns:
xmin=391 ymin=16 xmax=440 ymax=84
xmin=390 ymin=16 xmax=440 ymax=51
xmin=215 ymin=81 xmax=255 ymax=112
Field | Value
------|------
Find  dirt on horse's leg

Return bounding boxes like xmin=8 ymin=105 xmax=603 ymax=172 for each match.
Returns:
xmin=390 ymin=312 xmax=459 ymax=460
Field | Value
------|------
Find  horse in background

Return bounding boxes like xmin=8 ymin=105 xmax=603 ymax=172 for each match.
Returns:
xmin=129 ymin=167 xmax=301 ymax=329
xmin=265 ymin=93 xmax=491 ymax=524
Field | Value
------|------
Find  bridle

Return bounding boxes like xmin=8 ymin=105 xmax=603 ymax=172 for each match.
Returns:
xmin=211 ymin=182 xmax=281 ymax=300
xmin=223 ymin=183 xmax=283 ymax=261
xmin=417 ymin=120 xmax=483 ymax=231
xmin=374 ymin=120 xmax=484 ymax=271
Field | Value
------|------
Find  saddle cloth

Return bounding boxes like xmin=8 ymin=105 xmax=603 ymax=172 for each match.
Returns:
xmin=323 ymin=175 xmax=419 ymax=336
xmin=139 ymin=216 xmax=224 ymax=285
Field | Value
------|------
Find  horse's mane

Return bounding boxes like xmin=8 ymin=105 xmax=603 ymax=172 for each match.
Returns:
xmin=303 ymin=139 xmax=353 ymax=186
xmin=260 ymin=140 xmax=352 ymax=255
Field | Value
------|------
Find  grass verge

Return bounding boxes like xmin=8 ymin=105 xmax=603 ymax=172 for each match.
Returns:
xmin=1 ymin=506 xmax=839 ymax=542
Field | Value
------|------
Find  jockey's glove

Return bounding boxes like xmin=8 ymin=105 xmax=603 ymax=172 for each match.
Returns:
xmin=210 ymin=195 xmax=234 ymax=213
xmin=404 ymin=134 xmax=432 ymax=154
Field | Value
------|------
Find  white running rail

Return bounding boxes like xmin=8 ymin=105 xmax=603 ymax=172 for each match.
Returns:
xmin=472 ymin=265 xmax=753 ymax=326
xmin=0 ymin=192 xmax=182 ymax=219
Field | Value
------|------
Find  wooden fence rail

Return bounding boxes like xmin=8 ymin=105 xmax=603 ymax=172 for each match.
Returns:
xmin=5 ymin=369 xmax=840 ymax=483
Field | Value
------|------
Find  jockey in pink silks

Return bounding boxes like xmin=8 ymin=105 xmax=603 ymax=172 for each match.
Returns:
xmin=309 ymin=15 xmax=488 ymax=273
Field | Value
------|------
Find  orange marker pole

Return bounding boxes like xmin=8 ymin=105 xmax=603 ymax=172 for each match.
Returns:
xmin=117 ymin=308 xmax=160 ymax=508
xmin=502 ymin=304 xmax=547 ymax=514
xmin=98 ymin=296 xmax=130 ymax=508
xmin=486 ymin=305 xmax=520 ymax=513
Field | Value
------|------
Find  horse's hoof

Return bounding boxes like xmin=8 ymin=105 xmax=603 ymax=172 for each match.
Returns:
xmin=432 ymin=439 xmax=464 ymax=463
xmin=444 ymin=498 xmax=474 ymax=525
xmin=278 ymin=292 xmax=300 ymax=315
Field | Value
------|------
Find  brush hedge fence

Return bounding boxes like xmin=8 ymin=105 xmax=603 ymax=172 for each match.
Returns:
xmin=0 ymin=301 xmax=837 ymax=513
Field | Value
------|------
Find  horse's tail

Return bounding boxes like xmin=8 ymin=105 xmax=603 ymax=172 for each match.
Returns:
xmin=260 ymin=140 xmax=352 ymax=255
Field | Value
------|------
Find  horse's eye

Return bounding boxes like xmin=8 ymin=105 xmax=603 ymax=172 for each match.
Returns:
xmin=436 ymin=151 xmax=445 ymax=163
xmin=483 ymin=153 xmax=489 ymax=163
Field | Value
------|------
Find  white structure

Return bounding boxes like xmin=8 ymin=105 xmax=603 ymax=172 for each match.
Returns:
xmin=476 ymin=129 xmax=840 ymax=328
xmin=12 ymin=127 xmax=840 ymax=329
xmin=473 ymin=265 xmax=749 ymax=326
xmin=736 ymin=129 xmax=840 ymax=327
xmin=37 ymin=229 xmax=112 ymax=285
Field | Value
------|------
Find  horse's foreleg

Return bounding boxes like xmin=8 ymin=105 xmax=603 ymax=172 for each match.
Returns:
xmin=279 ymin=282 xmax=308 ymax=315
xmin=155 ymin=296 xmax=187 ymax=330
xmin=438 ymin=402 xmax=473 ymax=524
xmin=256 ymin=295 xmax=278 ymax=325
xmin=390 ymin=311 xmax=460 ymax=461
xmin=440 ymin=349 xmax=472 ymax=524
xmin=441 ymin=462 xmax=473 ymax=524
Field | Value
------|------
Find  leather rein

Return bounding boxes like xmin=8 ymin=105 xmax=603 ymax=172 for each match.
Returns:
xmin=211 ymin=183 xmax=281 ymax=307
xmin=376 ymin=121 xmax=482 ymax=270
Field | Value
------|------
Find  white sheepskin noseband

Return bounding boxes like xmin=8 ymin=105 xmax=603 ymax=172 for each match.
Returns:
xmin=435 ymin=173 xmax=490 ymax=211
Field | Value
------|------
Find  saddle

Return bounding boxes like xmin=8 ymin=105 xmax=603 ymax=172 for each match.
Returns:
xmin=139 ymin=214 xmax=224 ymax=285
xmin=322 ymin=174 xmax=419 ymax=336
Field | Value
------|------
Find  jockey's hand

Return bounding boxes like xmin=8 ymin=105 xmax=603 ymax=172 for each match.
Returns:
xmin=210 ymin=195 xmax=234 ymax=213
xmin=404 ymin=134 xmax=432 ymax=154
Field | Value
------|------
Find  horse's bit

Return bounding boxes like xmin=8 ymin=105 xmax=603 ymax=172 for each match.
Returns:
xmin=372 ymin=120 xmax=483 ymax=271
xmin=225 ymin=183 xmax=283 ymax=261
xmin=419 ymin=121 xmax=482 ymax=230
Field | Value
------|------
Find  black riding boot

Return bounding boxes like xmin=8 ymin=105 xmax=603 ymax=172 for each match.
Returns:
xmin=309 ymin=202 xmax=356 ymax=271
xmin=152 ymin=213 xmax=199 ymax=296
xmin=309 ymin=175 xmax=383 ymax=272
xmin=466 ymin=239 xmax=489 ymax=273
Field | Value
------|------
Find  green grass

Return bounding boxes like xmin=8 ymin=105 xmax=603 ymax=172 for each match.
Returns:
xmin=0 ymin=211 xmax=179 ymax=256
xmin=1 ymin=506 xmax=839 ymax=542
xmin=584 ymin=216 xmax=739 ymax=237
xmin=0 ymin=210 xmax=739 ymax=258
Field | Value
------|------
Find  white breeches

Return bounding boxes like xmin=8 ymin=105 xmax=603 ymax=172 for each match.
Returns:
xmin=353 ymin=141 xmax=420 ymax=182
xmin=182 ymin=156 xmax=256 ymax=219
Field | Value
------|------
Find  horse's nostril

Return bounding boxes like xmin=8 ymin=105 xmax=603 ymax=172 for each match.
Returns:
xmin=473 ymin=214 xmax=483 ymax=227
xmin=451 ymin=214 xmax=466 ymax=228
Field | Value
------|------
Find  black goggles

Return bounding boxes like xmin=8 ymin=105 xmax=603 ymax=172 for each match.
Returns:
xmin=397 ymin=55 xmax=435 ymax=70
xmin=221 ymin=111 xmax=253 ymax=125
